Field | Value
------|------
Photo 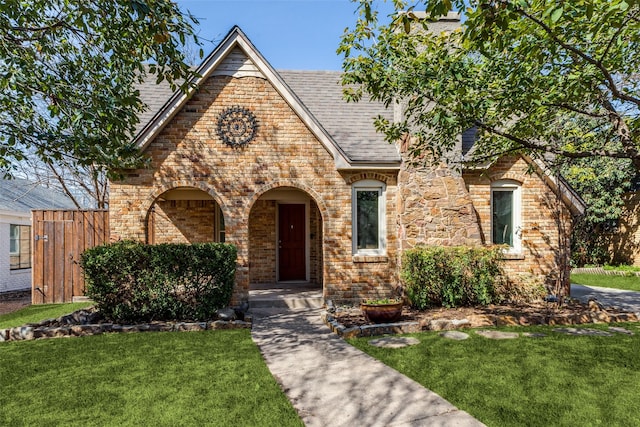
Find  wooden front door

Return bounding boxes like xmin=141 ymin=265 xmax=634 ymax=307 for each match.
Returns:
xmin=278 ymin=204 xmax=306 ymax=281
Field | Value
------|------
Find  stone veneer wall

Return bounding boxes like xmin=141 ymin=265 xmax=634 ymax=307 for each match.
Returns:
xmin=396 ymin=162 xmax=483 ymax=250
xmin=151 ymin=200 xmax=216 ymax=244
xmin=463 ymin=156 xmax=574 ymax=291
xmin=109 ymin=74 xmax=399 ymax=305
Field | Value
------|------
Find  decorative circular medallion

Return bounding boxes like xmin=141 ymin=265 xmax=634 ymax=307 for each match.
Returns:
xmin=216 ymin=106 xmax=258 ymax=147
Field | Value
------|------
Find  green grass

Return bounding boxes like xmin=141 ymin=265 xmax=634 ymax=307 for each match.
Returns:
xmin=571 ymin=273 xmax=640 ymax=292
xmin=349 ymin=323 xmax=640 ymax=427
xmin=0 ymin=303 xmax=93 ymax=329
xmin=0 ymin=330 xmax=302 ymax=427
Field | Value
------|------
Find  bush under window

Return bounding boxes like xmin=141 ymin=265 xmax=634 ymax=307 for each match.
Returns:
xmin=401 ymin=246 xmax=505 ymax=309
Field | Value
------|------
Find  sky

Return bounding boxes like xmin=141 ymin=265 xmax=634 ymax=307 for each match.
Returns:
xmin=174 ymin=0 xmax=397 ymax=71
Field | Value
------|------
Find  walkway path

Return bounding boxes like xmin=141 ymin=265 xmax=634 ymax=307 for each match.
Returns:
xmin=571 ymin=283 xmax=640 ymax=315
xmin=251 ymin=308 xmax=484 ymax=427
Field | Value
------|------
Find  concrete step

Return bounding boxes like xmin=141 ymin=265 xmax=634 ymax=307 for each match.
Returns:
xmin=249 ymin=287 xmax=324 ymax=310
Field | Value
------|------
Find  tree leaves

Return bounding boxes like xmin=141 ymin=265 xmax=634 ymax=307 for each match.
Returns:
xmin=339 ymin=0 xmax=640 ymax=171
xmin=0 ymin=0 xmax=201 ymax=175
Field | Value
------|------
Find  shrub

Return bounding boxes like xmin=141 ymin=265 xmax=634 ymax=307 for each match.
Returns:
xmin=401 ymin=246 xmax=505 ymax=309
xmin=81 ymin=241 xmax=237 ymax=323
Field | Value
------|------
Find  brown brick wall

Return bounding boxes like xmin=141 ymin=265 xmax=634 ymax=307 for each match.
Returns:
xmin=110 ymin=74 xmax=400 ymax=305
xmin=151 ymin=200 xmax=216 ymax=244
xmin=464 ymin=156 xmax=573 ymax=291
xmin=248 ymin=200 xmax=277 ymax=284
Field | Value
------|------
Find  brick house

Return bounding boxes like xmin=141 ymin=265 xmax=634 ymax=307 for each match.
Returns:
xmin=109 ymin=27 xmax=586 ymax=305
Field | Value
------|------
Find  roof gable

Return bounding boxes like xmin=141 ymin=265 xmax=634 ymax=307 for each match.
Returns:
xmin=135 ymin=26 xmax=399 ymax=169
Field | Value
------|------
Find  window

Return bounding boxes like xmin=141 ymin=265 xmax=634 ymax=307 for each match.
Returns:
xmin=9 ymin=224 xmax=31 ymax=270
xmin=491 ymin=181 xmax=522 ymax=253
xmin=352 ymin=180 xmax=386 ymax=255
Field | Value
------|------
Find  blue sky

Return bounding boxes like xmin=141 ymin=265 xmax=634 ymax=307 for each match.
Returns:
xmin=175 ymin=0 xmax=396 ymax=70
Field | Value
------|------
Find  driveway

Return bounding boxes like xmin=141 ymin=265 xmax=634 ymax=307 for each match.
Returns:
xmin=571 ymin=283 xmax=640 ymax=315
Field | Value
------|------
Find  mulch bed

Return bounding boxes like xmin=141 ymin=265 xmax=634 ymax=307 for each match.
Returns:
xmin=332 ymin=300 xmax=638 ymax=329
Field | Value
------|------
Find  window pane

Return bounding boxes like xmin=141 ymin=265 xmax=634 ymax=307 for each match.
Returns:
xmin=493 ymin=191 xmax=513 ymax=246
xmin=357 ymin=190 xmax=379 ymax=250
xmin=9 ymin=225 xmax=19 ymax=254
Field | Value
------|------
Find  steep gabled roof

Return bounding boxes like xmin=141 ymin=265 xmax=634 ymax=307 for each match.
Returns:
xmin=134 ymin=26 xmax=400 ymax=169
xmin=0 ymin=179 xmax=76 ymax=214
xmin=278 ymin=71 xmax=398 ymax=163
xmin=135 ymin=27 xmax=400 ymax=168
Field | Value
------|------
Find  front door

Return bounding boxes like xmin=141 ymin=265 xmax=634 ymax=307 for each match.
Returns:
xmin=278 ymin=204 xmax=306 ymax=281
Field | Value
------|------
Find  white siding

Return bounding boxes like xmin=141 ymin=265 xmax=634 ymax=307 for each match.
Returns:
xmin=211 ymin=48 xmax=265 ymax=78
xmin=0 ymin=212 xmax=31 ymax=293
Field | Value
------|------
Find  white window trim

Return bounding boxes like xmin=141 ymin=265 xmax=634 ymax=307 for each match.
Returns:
xmin=9 ymin=224 xmax=20 ymax=256
xmin=352 ymin=180 xmax=386 ymax=256
xmin=490 ymin=180 xmax=522 ymax=254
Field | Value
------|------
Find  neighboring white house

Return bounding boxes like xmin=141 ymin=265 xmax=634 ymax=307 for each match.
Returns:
xmin=0 ymin=179 xmax=75 ymax=294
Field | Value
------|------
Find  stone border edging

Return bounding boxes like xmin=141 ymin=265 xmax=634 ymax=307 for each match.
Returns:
xmin=322 ymin=310 xmax=639 ymax=339
xmin=0 ymin=315 xmax=252 ymax=343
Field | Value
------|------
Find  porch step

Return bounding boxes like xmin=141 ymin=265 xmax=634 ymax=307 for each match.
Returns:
xmin=249 ymin=287 xmax=324 ymax=310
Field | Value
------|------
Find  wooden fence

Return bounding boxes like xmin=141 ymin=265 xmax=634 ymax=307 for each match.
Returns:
xmin=32 ymin=210 xmax=109 ymax=304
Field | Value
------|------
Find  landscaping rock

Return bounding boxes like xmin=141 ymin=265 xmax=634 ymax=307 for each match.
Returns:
xmin=9 ymin=326 xmax=34 ymax=341
xmin=608 ymin=326 xmax=634 ymax=335
xmin=174 ymin=322 xmax=207 ymax=332
xmin=368 ymin=336 xmax=420 ymax=348
xmin=439 ymin=331 xmax=470 ymax=340
xmin=216 ymin=308 xmax=237 ymax=321
xmin=553 ymin=328 xmax=613 ymax=336
xmin=475 ymin=330 xmax=519 ymax=339
xmin=588 ymin=299 xmax=606 ymax=311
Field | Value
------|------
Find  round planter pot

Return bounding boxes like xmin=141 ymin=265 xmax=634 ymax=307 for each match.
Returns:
xmin=360 ymin=302 xmax=403 ymax=323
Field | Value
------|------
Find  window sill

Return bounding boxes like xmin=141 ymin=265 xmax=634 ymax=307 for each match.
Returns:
xmin=501 ymin=253 xmax=525 ymax=260
xmin=353 ymin=255 xmax=388 ymax=263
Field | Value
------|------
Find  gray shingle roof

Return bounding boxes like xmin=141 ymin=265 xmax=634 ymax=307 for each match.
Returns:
xmin=0 ymin=179 xmax=76 ymax=213
xmin=278 ymin=70 xmax=400 ymax=163
xmin=135 ymin=69 xmax=400 ymax=164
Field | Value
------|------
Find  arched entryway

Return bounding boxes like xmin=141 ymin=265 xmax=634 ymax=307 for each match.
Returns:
xmin=146 ymin=187 xmax=225 ymax=244
xmin=248 ymin=186 xmax=323 ymax=304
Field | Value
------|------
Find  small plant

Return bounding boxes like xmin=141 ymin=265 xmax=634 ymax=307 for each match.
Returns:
xmin=362 ymin=298 xmax=402 ymax=305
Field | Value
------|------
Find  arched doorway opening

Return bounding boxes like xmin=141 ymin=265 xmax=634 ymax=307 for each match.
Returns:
xmin=248 ymin=187 xmax=323 ymax=292
xmin=147 ymin=187 xmax=225 ymax=244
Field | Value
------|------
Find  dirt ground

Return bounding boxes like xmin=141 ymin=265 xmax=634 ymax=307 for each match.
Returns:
xmin=0 ymin=296 xmax=31 ymax=316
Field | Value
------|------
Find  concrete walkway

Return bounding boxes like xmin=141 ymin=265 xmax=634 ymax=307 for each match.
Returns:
xmin=251 ymin=308 xmax=484 ymax=427
xmin=571 ymin=283 xmax=640 ymax=315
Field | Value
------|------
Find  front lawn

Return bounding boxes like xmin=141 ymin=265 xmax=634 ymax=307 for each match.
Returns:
xmin=571 ymin=273 xmax=640 ymax=292
xmin=0 ymin=330 xmax=302 ymax=426
xmin=349 ymin=324 xmax=640 ymax=427
xmin=0 ymin=303 xmax=92 ymax=329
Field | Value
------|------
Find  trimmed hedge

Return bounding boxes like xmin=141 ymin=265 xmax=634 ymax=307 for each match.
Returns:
xmin=401 ymin=246 xmax=505 ymax=309
xmin=81 ymin=241 xmax=237 ymax=323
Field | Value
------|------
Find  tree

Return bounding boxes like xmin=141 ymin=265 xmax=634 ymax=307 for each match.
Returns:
xmin=0 ymin=0 xmax=202 ymax=177
xmin=339 ymin=0 xmax=640 ymax=171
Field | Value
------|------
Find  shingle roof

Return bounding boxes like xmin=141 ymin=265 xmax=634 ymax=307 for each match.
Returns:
xmin=278 ymin=71 xmax=400 ymax=163
xmin=135 ymin=70 xmax=400 ymax=164
xmin=0 ymin=179 xmax=76 ymax=213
